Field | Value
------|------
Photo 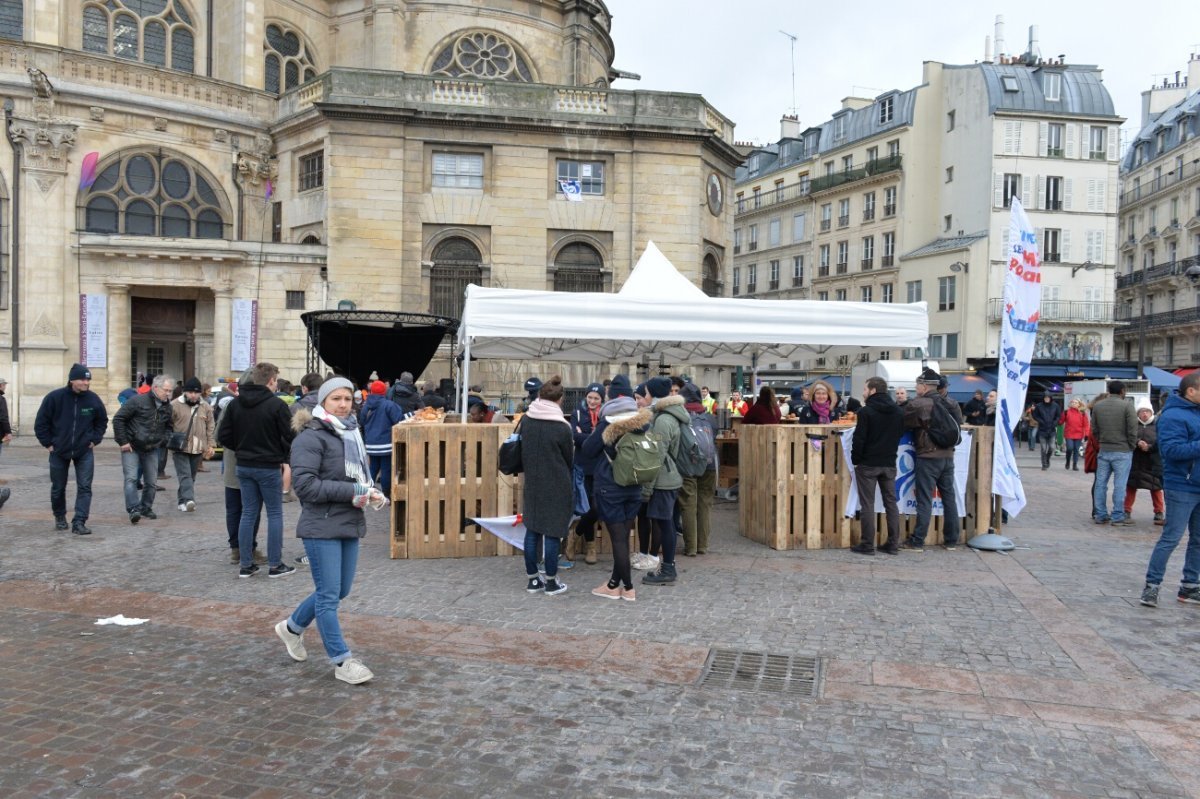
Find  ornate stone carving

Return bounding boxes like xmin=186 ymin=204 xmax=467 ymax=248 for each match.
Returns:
xmin=89 ymin=106 xmax=105 ymax=121
xmin=237 ymin=135 xmax=277 ymax=189
xmin=30 ymin=311 xmax=60 ymax=338
xmin=33 ymin=175 xmax=60 ymax=195
xmin=27 ymin=67 xmax=54 ymax=99
xmin=213 ymin=128 xmax=229 ymax=142
xmin=153 ymin=116 xmax=168 ymax=131
xmin=9 ymin=118 xmax=78 ymax=173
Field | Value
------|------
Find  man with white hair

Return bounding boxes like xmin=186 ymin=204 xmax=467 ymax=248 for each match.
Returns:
xmin=113 ymin=373 xmax=176 ymax=524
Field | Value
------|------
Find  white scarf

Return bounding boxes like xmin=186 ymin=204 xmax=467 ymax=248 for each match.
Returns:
xmin=524 ymin=398 xmax=570 ymax=426
xmin=313 ymin=405 xmax=371 ymax=486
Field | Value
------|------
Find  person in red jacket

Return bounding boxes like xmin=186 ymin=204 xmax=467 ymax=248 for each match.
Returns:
xmin=742 ymin=386 xmax=781 ymax=425
xmin=1061 ymin=396 xmax=1091 ymax=471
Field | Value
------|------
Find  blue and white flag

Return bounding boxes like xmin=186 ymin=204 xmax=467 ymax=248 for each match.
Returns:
xmin=558 ymin=179 xmax=583 ymax=202
xmin=993 ymin=197 xmax=1041 ymax=517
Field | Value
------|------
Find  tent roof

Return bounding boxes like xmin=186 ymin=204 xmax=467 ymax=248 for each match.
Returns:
xmin=458 ymin=242 xmax=930 ymax=367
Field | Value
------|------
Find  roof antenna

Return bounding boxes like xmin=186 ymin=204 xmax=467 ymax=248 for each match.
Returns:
xmin=779 ymin=30 xmax=798 ymax=117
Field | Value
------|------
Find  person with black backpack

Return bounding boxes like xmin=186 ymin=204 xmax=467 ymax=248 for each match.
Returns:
xmin=902 ymin=367 xmax=964 ymax=552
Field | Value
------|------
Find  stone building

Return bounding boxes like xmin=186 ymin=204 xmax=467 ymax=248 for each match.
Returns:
xmin=1114 ymin=54 xmax=1200 ymax=371
xmin=733 ymin=23 xmax=1122 ymax=382
xmin=0 ymin=1 xmax=738 ymax=426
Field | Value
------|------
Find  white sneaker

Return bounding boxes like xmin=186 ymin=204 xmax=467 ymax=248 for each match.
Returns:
xmin=633 ymin=554 xmax=659 ymax=571
xmin=178 ymin=503 xmax=187 ymax=512
xmin=274 ymin=620 xmax=307 ymax=662
xmin=335 ymin=657 xmax=373 ymax=684
xmin=185 ymin=500 xmax=196 ymax=512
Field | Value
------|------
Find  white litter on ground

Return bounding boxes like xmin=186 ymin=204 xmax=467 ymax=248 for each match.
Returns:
xmin=95 ymin=615 xmax=149 ymax=626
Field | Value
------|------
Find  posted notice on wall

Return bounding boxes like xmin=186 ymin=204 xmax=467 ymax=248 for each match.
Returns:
xmin=231 ymin=299 xmax=258 ymax=373
xmin=79 ymin=294 xmax=107 ymax=368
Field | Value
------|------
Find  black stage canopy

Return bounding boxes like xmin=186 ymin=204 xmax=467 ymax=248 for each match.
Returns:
xmin=301 ymin=310 xmax=458 ymax=388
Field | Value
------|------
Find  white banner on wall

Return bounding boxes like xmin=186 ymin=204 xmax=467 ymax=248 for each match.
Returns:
xmin=231 ymin=299 xmax=258 ymax=373
xmin=841 ymin=428 xmax=973 ymax=518
xmin=79 ymin=294 xmax=107 ymax=368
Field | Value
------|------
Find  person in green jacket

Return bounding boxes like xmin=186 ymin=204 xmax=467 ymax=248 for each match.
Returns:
xmin=637 ymin=377 xmax=686 ymax=585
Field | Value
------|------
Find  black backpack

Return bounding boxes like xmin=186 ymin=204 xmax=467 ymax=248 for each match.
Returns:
xmin=926 ymin=396 xmax=963 ymax=449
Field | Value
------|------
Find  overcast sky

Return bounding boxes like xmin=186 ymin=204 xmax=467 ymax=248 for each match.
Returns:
xmin=604 ymin=0 xmax=1200 ymax=148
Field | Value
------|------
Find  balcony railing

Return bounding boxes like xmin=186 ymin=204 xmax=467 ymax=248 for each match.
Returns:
xmin=883 ymin=204 xmax=896 ymax=217
xmin=1116 ymin=305 xmax=1200 ymax=333
xmin=808 ymin=154 xmax=902 ymax=194
xmin=818 ymin=265 xmax=829 ymax=277
xmin=1044 ymin=252 xmax=1061 ymax=263
xmin=1115 ymin=255 xmax=1200 ymax=290
xmin=732 ymin=286 xmax=740 ymax=296
xmin=769 ymin=279 xmax=779 ymax=290
xmin=1046 ymin=200 xmax=1063 ymax=211
xmin=792 ymin=276 xmax=803 ymax=287
xmin=837 ymin=215 xmax=850 ymax=227
xmin=1047 ymin=147 xmax=1064 ymax=158
xmin=733 ymin=245 xmax=741 ymax=254
xmin=861 ymin=258 xmax=874 ymax=270
xmin=733 ymin=177 xmax=812 ymax=216
xmin=819 ymin=219 xmax=831 ymax=232
xmin=1120 ymin=158 xmax=1200 ymax=205
xmin=987 ymin=298 xmax=1116 ymax=324
xmin=748 ymin=241 xmax=758 ymax=251
xmin=746 ymin=283 xmax=757 ymax=294
xmin=881 ymin=255 xmax=895 ymax=267
xmin=863 ymin=209 xmax=875 ymax=222
xmin=836 ymin=263 xmax=848 ymax=274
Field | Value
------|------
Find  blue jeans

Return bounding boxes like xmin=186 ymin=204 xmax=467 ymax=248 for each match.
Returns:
xmin=237 ymin=465 xmax=284 ymax=568
xmin=121 ymin=449 xmax=160 ymax=513
xmin=1145 ymin=489 xmax=1200 ymax=587
xmin=289 ymin=537 xmax=359 ymax=663
xmin=523 ymin=531 xmax=560 ymax=578
xmin=911 ymin=456 xmax=960 ymax=546
xmin=1092 ymin=451 xmax=1133 ymax=522
xmin=49 ymin=448 xmax=94 ymax=523
xmin=368 ymin=454 xmax=391 ymax=493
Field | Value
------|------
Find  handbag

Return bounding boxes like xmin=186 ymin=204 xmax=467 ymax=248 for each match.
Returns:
xmin=167 ymin=406 xmax=199 ymax=452
xmin=498 ymin=420 xmax=524 ymax=475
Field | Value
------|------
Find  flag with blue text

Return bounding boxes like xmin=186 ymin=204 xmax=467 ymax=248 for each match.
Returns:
xmin=993 ymin=197 xmax=1041 ymax=517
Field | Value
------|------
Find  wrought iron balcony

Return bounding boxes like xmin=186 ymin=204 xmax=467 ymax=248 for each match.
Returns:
xmin=1120 ymin=158 xmax=1200 ymax=206
xmin=819 ymin=219 xmax=831 ymax=232
xmin=733 ymin=178 xmax=812 ymax=217
xmin=881 ymin=255 xmax=895 ymax=268
xmin=1116 ymin=305 xmax=1200 ymax=333
xmin=861 ymin=258 xmax=874 ymax=270
xmin=1115 ymin=255 xmax=1200 ymax=290
xmin=808 ymin=154 xmax=902 ymax=194
xmin=987 ymin=298 xmax=1116 ymax=324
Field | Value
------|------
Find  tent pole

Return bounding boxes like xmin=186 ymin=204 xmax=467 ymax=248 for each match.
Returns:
xmin=459 ymin=337 xmax=471 ymax=415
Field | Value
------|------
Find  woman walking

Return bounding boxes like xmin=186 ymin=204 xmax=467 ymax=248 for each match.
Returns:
xmin=583 ymin=384 xmax=650 ymax=601
xmin=274 ymin=378 xmax=385 ymax=685
xmin=1061 ymin=397 xmax=1090 ymax=471
xmin=519 ymin=376 xmax=575 ymax=596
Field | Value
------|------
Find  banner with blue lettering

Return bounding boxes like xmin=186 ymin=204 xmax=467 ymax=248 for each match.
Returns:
xmin=841 ymin=429 xmax=972 ymax=517
xmin=993 ymin=197 xmax=1041 ymax=518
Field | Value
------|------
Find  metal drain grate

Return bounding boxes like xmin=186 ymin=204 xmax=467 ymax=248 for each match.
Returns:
xmin=698 ymin=649 xmax=821 ymax=697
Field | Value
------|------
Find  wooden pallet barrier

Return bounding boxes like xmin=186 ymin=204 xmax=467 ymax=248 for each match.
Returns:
xmin=738 ymin=424 xmax=995 ymax=551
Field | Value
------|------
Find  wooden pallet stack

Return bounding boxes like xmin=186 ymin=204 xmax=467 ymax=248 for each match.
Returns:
xmin=738 ymin=424 xmax=995 ymax=551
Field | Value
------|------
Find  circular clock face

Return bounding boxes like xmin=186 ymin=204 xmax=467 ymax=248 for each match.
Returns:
xmin=706 ymin=173 xmax=723 ymax=216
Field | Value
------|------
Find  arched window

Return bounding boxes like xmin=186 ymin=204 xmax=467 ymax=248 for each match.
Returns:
xmin=429 ymin=238 xmax=482 ymax=319
xmin=82 ymin=0 xmax=195 ymax=72
xmin=702 ymin=253 xmax=722 ymax=297
xmin=0 ymin=0 xmax=22 ymax=40
xmin=553 ymin=243 xmax=604 ymax=292
xmin=431 ymin=30 xmax=533 ymax=82
xmin=81 ymin=151 xmax=229 ymax=239
xmin=264 ymin=22 xmax=316 ymax=94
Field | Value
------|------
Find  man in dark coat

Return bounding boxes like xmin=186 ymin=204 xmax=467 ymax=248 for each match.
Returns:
xmin=291 ymin=372 xmax=324 ymax=417
xmin=112 ymin=374 xmax=175 ymax=523
xmin=33 ymin=364 xmax=109 ymax=534
xmin=902 ymin=368 xmax=964 ymax=551
xmin=387 ymin=371 xmax=421 ymax=416
xmin=1032 ymin=393 xmax=1061 ymax=471
xmin=850 ymin=377 xmax=906 ymax=556
xmin=963 ymin=390 xmax=988 ymax=427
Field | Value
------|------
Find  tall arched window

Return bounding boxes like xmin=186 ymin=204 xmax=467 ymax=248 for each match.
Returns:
xmin=429 ymin=238 xmax=482 ymax=319
xmin=264 ymin=22 xmax=316 ymax=94
xmin=0 ymin=0 xmax=22 ymax=40
xmin=553 ymin=243 xmax=604 ymax=292
xmin=81 ymin=151 xmax=229 ymax=239
xmin=430 ymin=30 xmax=534 ymax=82
xmin=702 ymin=253 xmax=722 ymax=297
xmin=82 ymin=0 xmax=195 ymax=72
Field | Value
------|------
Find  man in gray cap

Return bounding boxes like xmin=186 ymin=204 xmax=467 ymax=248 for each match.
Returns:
xmin=902 ymin=367 xmax=963 ymax=551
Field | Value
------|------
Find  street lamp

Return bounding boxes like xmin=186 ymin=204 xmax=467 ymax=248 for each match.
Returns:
xmin=949 ymin=261 xmax=968 ymax=273
xmin=1071 ymin=260 xmax=1098 ymax=277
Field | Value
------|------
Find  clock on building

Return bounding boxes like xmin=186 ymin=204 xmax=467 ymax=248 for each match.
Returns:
xmin=706 ymin=172 xmax=723 ymax=216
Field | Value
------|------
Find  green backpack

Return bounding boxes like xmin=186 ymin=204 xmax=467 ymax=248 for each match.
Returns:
xmin=610 ymin=428 xmax=664 ymax=487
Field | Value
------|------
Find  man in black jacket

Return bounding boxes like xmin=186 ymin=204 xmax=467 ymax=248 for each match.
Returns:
xmin=850 ymin=377 xmax=906 ymax=555
xmin=33 ymin=364 xmax=109 ymax=534
xmin=217 ymin=362 xmax=296 ymax=578
xmin=1032 ymin=392 xmax=1061 ymax=471
xmin=112 ymin=374 xmax=175 ymax=524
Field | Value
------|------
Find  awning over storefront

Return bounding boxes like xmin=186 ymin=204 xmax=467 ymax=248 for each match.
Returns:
xmin=1173 ymin=367 xmax=1198 ymax=377
xmin=944 ymin=373 xmax=997 ymax=403
xmin=1143 ymin=365 xmax=1181 ymax=390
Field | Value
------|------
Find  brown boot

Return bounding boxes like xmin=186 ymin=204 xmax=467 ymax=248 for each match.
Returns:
xmin=585 ymin=540 xmax=598 ymax=565
xmin=563 ymin=531 xmax=578 ymax=562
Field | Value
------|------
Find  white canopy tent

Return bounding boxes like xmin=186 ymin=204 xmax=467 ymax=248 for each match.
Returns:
xmin=456 ymin=242 xmax=929 ymax=410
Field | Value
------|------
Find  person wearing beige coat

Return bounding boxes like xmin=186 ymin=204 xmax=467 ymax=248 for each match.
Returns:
xmin=171 ymin=377 xmax=215 ymax=512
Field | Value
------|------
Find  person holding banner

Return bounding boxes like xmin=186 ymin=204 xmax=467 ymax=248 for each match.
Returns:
xmin=902 ymin=368 xmax=963 ymax=551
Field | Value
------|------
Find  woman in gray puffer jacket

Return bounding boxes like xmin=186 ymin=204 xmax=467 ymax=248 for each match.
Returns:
xmin=273 ymin=378 xmax=386 ymax=686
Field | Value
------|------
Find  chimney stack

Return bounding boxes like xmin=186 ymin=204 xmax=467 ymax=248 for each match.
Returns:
xmin=1027 ymin=25 xmax=1040 ymax=63
xmin=984 ymin=35 xmax=993 ymax=64
xmin=994 ymin=15 xmax=1005 ymax=60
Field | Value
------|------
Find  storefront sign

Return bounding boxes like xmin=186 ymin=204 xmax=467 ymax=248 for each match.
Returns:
xmin=231 ymin=298 xmax=258 ymax=373
xmin=79 ymin=294 xmax=107 ymax=368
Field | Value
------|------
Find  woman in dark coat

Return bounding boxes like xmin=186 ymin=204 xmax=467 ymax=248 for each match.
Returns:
xmin=797 ymin=380 xmax=844 ymax=424
xmin=1125 ymin=398 xmax=1164 ymax=525
xmin=275 ymin=377 xmax=386 ymax=685
xmin=569 ymin=382 xmax=605 ymax=564
xmin=742 ymin=386 xmax=781 ymax=425
xmin=519 ymin=376 xmax=575 ymax=595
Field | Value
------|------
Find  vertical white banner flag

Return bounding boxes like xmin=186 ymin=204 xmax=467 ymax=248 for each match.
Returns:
xmin=231 ymin=299 xmax=258 ymax=373
xmin=79 ymin=294 xmax=108 ymax=368
xmin=993 ymin=197 xmax=1041 ymax=517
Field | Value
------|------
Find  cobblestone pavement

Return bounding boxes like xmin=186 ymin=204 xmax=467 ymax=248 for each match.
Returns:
xmin=1 ymin=440 xmax=1197 ymax=798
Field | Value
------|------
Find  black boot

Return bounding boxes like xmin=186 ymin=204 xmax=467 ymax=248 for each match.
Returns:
xmin=850 ymin=541 xmax=876 ymax=556
xmin=643 ymin=562 xmax=678 ymax=585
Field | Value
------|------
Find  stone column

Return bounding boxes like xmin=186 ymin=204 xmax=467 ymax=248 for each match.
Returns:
xmin=213 ymin=285 xmax=233 ymax=378
xmin=105 ymin=282 xmax=131 ymax=394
